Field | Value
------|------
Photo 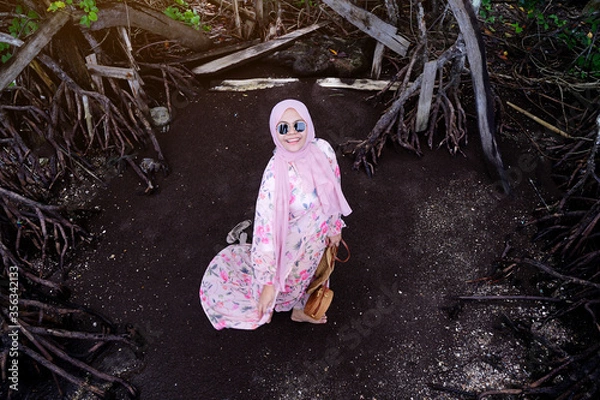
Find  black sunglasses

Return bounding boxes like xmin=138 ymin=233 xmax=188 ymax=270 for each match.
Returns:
xmin=277 ymin=120 xmax=307 ymax=135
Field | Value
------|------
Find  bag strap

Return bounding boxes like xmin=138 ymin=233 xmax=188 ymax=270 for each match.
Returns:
xmin=334 ymin=239 xmax=350 ymax=263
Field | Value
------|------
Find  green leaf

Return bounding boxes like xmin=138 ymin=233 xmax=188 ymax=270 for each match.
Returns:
xmin=48 ymin=1 xmax=66 ymax=12
xmin=164 ymin=7 xmax=178 ymax=19
xmin=80 ymin=15 xmax=90 ymax=28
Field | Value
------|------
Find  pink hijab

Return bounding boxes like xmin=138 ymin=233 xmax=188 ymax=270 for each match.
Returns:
xmin=268 ymin=99 xmax=352 ymax=289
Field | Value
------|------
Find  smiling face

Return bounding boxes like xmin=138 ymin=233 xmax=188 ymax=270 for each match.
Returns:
xmin=275 ymin=108 xmax=308 ymax=153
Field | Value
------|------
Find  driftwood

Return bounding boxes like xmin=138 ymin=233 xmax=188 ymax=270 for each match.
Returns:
xmin=415 ymin=60 xmax=437 ymax=132
xmin=209 ymin=77 xmax=402 ymax=92
xmin=329 ymin=0 xmax=508 ymax=191
xmin=210 ymin=78 xmax=299 ymax=91
xmin=344 ymin=0 xmax=508 ymax=191
xmin=317 ymin=77 xmax=400 ymax=91
xmin=447 ymin=0 xmax=509 ymax=193
xmin=371 ymin=0 xmax=400 ymax=78
xmin=89 ymin=3 xmax=211 ymax=52
xmin=0 ymin=10 xmax=71 ymax=91
xmin=192 ymin=23 xmax=325 ymax=75
xmin=172 ymin=39 xmax=261 ymax=65
xmin=321 ymin=0 xmax=410 ymax=57
xmin=343 ymin=41 xmax=465 ymax=174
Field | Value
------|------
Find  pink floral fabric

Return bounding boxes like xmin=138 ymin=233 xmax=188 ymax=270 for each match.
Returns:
xmin=200 ymin=139 xmax=345 ymax=330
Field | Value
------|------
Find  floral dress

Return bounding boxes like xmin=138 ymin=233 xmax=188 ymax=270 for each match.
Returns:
xmin=200 ymin=139 xmax=345 ymax=330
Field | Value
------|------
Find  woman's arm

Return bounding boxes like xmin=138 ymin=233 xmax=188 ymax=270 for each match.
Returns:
xmin=251 ymin=158 xmax=278 ymax=287
xmin=316 ymin=139 xmax=346 ymax=243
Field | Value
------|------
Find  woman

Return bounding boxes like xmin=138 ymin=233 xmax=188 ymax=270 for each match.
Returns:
xmin=199 ymin=99 xmax=351 ymax=330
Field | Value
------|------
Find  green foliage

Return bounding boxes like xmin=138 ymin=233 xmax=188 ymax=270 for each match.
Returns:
xmin=479 ymin=0 xmax=498 ymax=25
xmin=509 ymin=22 xmax=524 ymax=34
xmin=0 ymin=5 xmax=39 ymax=63
xmin=566 ymin=16 xmax=600 ymax=78
xmin=480 ymin=0 xmax=600 ymax=79
xmin=48 ymin=0 xmax=99 ymax=28
xmin=527 ymin=8 xmax=567 ymax=31
xmin=164 ymin=0 xmax=209 ymax=31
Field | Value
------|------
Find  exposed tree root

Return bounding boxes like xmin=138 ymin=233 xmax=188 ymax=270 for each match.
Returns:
xmin=342 ymin=40 xmax=468 ymax=177
xmin=454 ymin=114 xmax=600 ymax=400
xmin=1 ymin=259 xmax=141 ymax=397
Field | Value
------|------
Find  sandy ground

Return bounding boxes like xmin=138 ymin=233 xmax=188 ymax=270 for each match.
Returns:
xmin=64 ymin=72 xmax=564 ymax=399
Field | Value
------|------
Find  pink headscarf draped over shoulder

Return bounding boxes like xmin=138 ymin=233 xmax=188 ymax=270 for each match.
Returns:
xmin=269 ymin=99 xmax=352 ymax=290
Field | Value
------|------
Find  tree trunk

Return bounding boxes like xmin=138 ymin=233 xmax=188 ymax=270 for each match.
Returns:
xmin=446 ymin=0 xmax=510 ymax=193
xmin=90 ymin=3 xmax=212 ymax=52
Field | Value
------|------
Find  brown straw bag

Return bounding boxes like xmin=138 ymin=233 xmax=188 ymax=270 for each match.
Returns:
xmin=304 ymin=240 xmax=350 ymax=320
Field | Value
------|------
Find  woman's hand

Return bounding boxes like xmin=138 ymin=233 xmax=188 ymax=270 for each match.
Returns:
xmin=258 ymin=284 xmax=275 ymax=319
xmin=326 ymin=233 xmax=342 ymax=248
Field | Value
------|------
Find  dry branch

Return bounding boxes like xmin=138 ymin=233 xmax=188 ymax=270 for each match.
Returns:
xmin=0 ymin=32 xmax=24 ymax=47
xmin=90 ymin=3 xmax=212 ymax=52
xmin=321 ymin=0 xmax=410 ymax=57
xmin=192 ymin=23 xmax=326 ymax=75
xmin=507 ymin=101 xmax=577 ymax=139
xmin=0 ymin=186 xmax=86 ymax=268
xmin=23 ymin=325 xmax=138 ymax=397
xmin=344 ymin=42 xmax=463 ymax=175
xmin=0 ymin=10 xmax=71 ymax=91
xmin=20 ymin=345 xmax=106 ymax=397
xmin=316 ymin=77 xmax=400 ymax=91
xmin=1 ymin=263 xmax=140 ymax=397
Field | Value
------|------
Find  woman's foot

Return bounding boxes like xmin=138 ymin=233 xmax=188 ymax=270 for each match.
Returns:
xmin=291 ymin=308 xmax=327 ymax=324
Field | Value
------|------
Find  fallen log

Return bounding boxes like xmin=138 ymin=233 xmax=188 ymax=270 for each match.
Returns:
xmin=89 ymin=3 xmax=212 ymax=52
xmin=174 ymin=39 xmax=261 ymax=65
xmin=192 ymin=23 xmax=325 ymax=75
xmin=316 ymin=77 xmax=400 ymax=91
xmin=321 ymin=0 xmax=410 ymax=57
xmin=210 ymin=78 xmax=299 ymax=91
xmin=209 ymin=77 xmax=401 ymax=92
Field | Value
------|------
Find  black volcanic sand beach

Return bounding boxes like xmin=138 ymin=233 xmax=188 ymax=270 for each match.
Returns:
xmin=67 ymin=73 xmax=553 ymax=399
